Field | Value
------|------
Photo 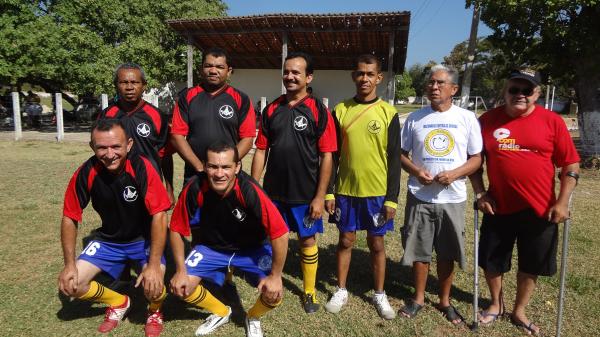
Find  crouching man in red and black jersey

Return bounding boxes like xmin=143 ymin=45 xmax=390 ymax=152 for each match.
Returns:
xmin=169 ymin=142 xmax=289 ymax=337
xmin=58 ymin=119 xmax=171 ymax=337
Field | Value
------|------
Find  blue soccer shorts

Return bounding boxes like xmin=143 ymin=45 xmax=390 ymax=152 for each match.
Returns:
xmin=78 ymin=239 xmax=166 ymax=279
xmin=274 ymin=201 xmax=323 ymax=238
xmin=329 ymin=195 xmax=394 ymax=235
xmin=185 ymin=243 xmax=273 ymax=286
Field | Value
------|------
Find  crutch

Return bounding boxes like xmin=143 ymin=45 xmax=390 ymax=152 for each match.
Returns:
xmin=471 ymin=200 xmax=479 ymax=331
xmin=556 ymin=194 xmax=573 ymax=337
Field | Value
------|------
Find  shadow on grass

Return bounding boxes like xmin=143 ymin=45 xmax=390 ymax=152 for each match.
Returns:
xmin=283 ymin=237 xmax=477 ymax=309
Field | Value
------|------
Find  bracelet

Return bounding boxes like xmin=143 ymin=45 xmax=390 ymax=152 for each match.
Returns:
xmin=565 ymin=171 xmax=579 ymax=184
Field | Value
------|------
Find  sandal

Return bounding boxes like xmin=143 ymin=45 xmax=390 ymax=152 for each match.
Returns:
xmin=437 ymin=305 xmax=465 ymax=326
xmin=399 ymin=299 xmax=423 ymax=318
xmin=478 ymin=309 xmax=503 ymax=326
xmin=510 ymin=315 xmax=542 ymax=336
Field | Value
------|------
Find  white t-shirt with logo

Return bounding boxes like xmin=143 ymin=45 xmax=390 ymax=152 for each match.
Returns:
xmin=401 ymin=104 xmax=482 ymax=203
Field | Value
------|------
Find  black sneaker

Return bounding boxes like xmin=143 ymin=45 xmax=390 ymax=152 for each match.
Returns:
xmin=302 ymin=293 xmax=320 ymax=314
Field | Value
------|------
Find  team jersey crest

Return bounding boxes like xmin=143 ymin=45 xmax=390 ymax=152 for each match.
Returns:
xmin=293 ymin=115 xmax=308 ymax=131
xmin=219 ymin=104 xmax=234 ymax=119
xmin=123 ymin=186 xmax=138 ymax=202
xmin=136 ymin=122 xmax=151 ymax=137
xmin=232 ymin=208 xmax=247 ymax=221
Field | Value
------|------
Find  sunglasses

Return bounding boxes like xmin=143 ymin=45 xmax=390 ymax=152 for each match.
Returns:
xmin=507 ymin=86 xmax=534 ymax=96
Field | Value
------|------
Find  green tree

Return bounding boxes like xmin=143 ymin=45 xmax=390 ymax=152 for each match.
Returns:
xmin=0 ymin=0 xmax=227 ymax=102
xmin=395 ymin=72 xmax=416 ymax=102
xmin=408 ymin=61 xmax=437 ymax=97
xmin=468 ymin=0 xmax=600 ymax=157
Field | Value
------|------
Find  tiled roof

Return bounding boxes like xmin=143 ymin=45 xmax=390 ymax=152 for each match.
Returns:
xmin=167 ymin=12 xmax=410 ymax=71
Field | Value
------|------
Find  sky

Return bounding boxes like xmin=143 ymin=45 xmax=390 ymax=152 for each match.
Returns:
xmin=223 ymin=0 xmax=493 ymax=69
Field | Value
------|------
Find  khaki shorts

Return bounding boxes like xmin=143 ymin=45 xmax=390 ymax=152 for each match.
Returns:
xmin=400 ymin=192 xmax=466 ymax=269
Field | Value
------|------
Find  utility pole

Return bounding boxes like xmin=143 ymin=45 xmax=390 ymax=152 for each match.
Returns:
xmin=460 ymin=1 xmax=480 ymax=109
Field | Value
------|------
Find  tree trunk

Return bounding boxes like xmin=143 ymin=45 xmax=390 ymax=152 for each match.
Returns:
xmin=575 ymin=59 xmax=600 ymax=158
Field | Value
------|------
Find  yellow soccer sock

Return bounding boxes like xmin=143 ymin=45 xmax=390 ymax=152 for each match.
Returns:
xmin=184 ymin=284 xmax=229 ymax=317
xmin=148 ymin=286 xmax=167 ymax=312
xmin=78 ymin=280 xmax=127 ymax=307
xmin=300 ymin=245 xmax=318 ymax=295
xmin=247 ymin=295 xmax=281 ymax=318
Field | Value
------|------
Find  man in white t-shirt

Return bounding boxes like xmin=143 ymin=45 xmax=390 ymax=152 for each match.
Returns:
xmin=398 ymin=64 xmax=482 ymax=325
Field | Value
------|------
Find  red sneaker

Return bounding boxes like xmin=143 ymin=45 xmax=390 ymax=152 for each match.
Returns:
xmin=144 ymin=310 xmax=164 ymax=337
xmin=98 ymin=296 xmax=130 ymax=333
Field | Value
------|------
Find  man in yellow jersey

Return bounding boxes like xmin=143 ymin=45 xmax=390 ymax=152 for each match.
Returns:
xmin=324 ymin=54 xmax=401 ymax=319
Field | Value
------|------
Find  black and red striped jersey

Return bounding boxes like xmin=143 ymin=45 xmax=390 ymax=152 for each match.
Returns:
xmin=63 ymin=154 xmax=171 ymax=243
xmin=255 ymin=95 xmax=337 ymax=203
xmin=171 ymin=84 xmax=256 ymax=180
xmin=99 ymin=102 xmax=168 ymax=173
xmin=170 ymin=171 xmax=288 ymax=251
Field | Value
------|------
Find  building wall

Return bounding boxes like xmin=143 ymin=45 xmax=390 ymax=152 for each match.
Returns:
xmin=230 ymin=69 xmax=391 ymax=109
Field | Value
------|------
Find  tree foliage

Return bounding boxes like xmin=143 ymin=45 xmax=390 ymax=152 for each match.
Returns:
xmin=407 ymin=61 xmax=437 ymax=97
xmin=395 ymin=72 xmax=416 ymax=102
xmin=0 ymin=0 xmax=227 ymax=96
xmin=467 ymin=1 xmax=600 ymax=110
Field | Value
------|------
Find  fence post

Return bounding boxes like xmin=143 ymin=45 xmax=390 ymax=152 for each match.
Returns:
xmin=12 ymin=92 xmax=22 ymax=141
xmin=55 ymin=93 xmax=64 ymax=142
xmin=101 ymin=94 xmax=108 ymax=110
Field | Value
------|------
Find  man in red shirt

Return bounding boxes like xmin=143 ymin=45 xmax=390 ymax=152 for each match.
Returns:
xmin=470 ymin=69 xmax=580 ymax=336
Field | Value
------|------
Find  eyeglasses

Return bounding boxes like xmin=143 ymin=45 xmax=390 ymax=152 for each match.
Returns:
xmin=427 ymin=79 xmax=449 ymax=87
xmin=507 ymin=86 xmax=534 ymax=96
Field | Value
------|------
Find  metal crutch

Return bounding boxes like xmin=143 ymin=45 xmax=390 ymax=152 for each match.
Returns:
xmin=471 ymin=200 xmax=479 ymax=331
xmin=556 ymin=195 xmax=573 ymax=337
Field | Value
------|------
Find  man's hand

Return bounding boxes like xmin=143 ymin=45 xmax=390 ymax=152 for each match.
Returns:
xmin=136 ymin=264 xmax=164 ymax=300
xmin=383 ymin=205 xmax=396 ymax=222
xmin=434 ymin=170 xmax=457 ymax=186
xmin=170 ymin=271 xmax=193 ymax=298
xmin=309 ymin=196 xmax=325 ymax=219
xmin=257 ymin=274 xmax=283 ymax=304
xmin=477 ymin=194 xmax=497 ymax=215
xmin=417 ymin=168 xmax=434 ymax=185
xmin=548 ymin=201 xmax=570 ymax=224
xmin=325 ymin=199 xmax=336 ymax=215
xmin=58 ymin=264 xmax=78 ymax=297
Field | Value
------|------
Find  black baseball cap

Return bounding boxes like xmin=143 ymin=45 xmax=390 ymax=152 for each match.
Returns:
xmin=508 ymin=69 xmax=542 ymax=86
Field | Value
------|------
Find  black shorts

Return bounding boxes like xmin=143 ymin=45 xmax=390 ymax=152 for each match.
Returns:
xmin=478 ymin=209 xmax=558 ymax=276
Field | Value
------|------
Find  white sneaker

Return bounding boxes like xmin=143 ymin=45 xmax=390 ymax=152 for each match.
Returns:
xmin=373 ymin=292 xmax=396 ymax=320
xmin=195 ymin=306 xmax=232 ymax=336
xmin=245 ymin=316 xmax=263 ymax=337
xmin=324 ymin=287 xmax=348 ymax=314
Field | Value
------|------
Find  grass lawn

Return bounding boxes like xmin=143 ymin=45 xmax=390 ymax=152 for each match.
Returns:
xmin=0 ymin=140 xmax=598 ymax=337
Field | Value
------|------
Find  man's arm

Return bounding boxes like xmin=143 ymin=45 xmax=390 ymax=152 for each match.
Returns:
xmin=160 ymin=155 xmax=175 ymax=207
xmin=468 ymin=166 xmax=496 ymax=215
xmin=251 ymin=148 xmax=267 ymax=181
xmin=434 ymin=153 xmax=482 ymax=185
xmin=400 ymin=150 xmax=434 ymax=185
xmin=257 ymin=232 xmax=289 ymax=303
xmin=171 ymin=134 xmax=204 ymax=172
xmin=237 ymin=137 xmax=254 ymax=160
xmin=549 ymin=162 xmax=579 ymax=223
xmin=136 ymin=211 xmax=167 ymax=299
xmin=169 ymin=230 xmax=195 ymax=297
xmin=58 ymin=216 xmax=79 ymax=296
xmin=310 ymin=152 xmax=332 ymax=219
xmin=325 ymin=112 xmax=341 ymax=215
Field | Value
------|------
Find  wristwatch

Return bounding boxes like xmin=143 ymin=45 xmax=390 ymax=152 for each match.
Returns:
xmin=475 ymin=192 xmax=487 ymax=200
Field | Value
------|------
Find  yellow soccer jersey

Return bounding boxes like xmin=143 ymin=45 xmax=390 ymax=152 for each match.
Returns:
xmin=328 ymin=97 xmax=401 ymax=207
